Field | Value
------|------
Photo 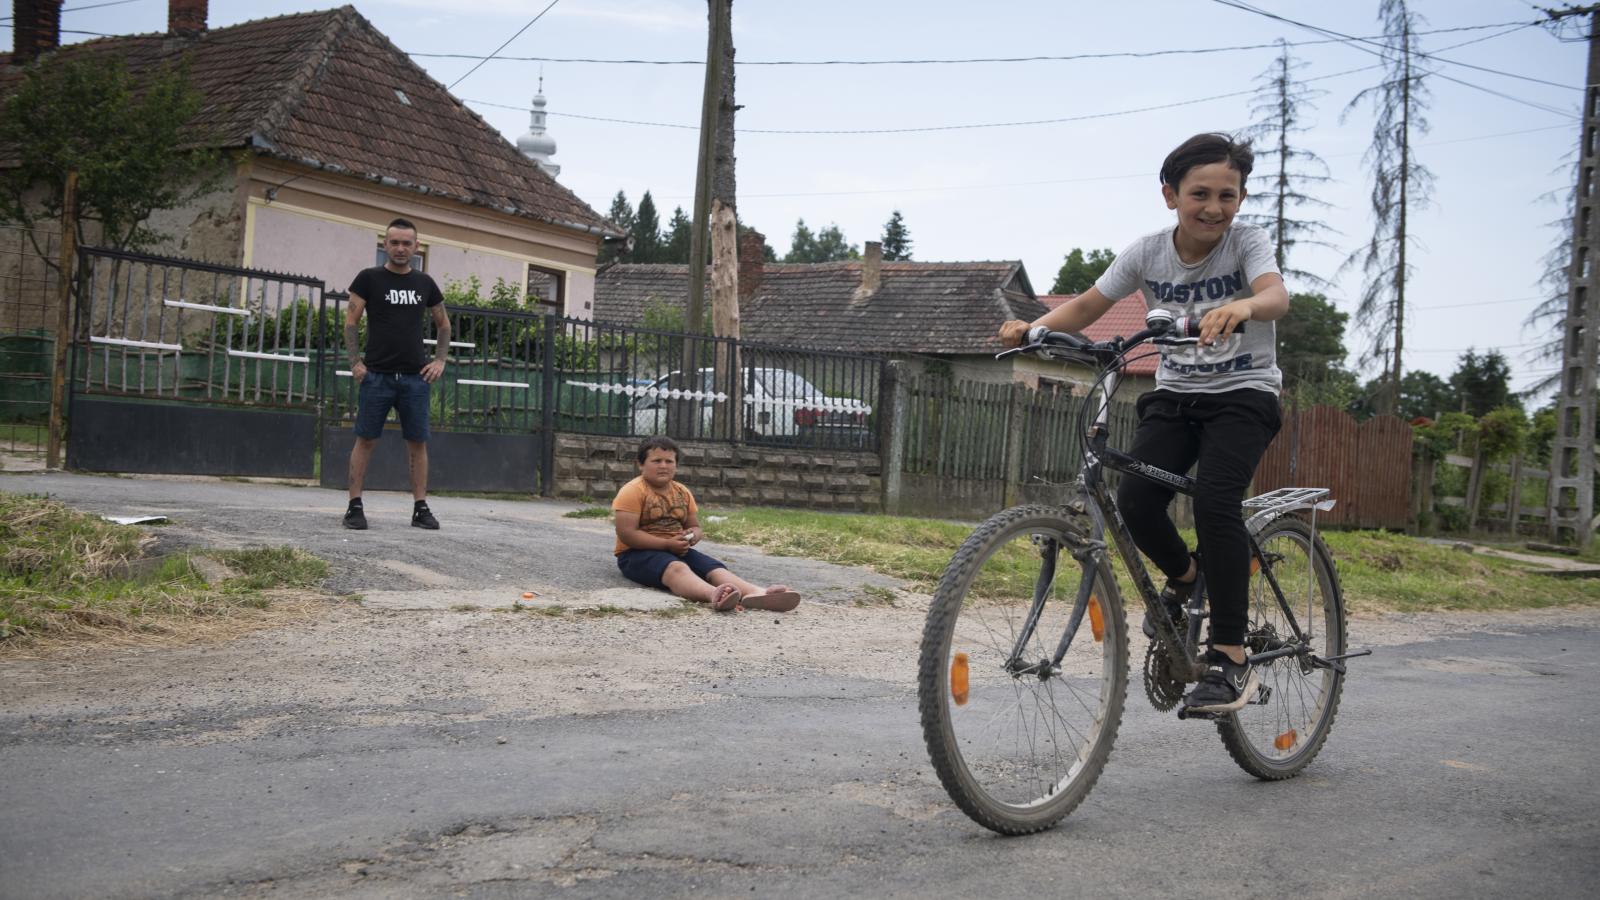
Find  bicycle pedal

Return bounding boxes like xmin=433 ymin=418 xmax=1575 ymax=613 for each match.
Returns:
xmin=1176 ymin=705 xmax=1221 ymax=722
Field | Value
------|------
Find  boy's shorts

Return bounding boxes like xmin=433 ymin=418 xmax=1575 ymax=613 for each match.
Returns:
xmin=354 ymin=371 xmax=430 ymax=442
xmin=617 ymin=548 xmax=727 ymax=589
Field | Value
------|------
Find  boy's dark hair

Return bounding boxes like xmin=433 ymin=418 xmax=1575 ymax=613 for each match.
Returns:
xmin=637 ymin=436 xmax=680 ymax=463
xmin=387 ymin=217 xmax=417 ymax=235
xmin=1159 ymin=133 xmax=1254 ymax=189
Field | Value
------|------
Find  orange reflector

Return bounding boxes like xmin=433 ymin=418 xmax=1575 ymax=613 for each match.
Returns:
xmin=950 ymin=653 xmax=970 ymax=706
xmin=1087 ymin=595 xmax=1105 ymax=643
xmin=1250 ymin=557 xmax=1261 ymax=575
xmin=1274 ymin=729 xmax=1297 ymax=751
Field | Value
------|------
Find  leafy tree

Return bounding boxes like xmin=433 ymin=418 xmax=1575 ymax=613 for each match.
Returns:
xmin=1450 ymin=349 xmax=1517 ymax=416
xmin=599 ymin=190 xmax=635 ymax=264
xmin=631 ymin=191 xmax=662 ymax=264
xmin=785 ymin=220 xmax=857 ymax=262
xmin=662 ymin=205 xmax=693 ymax=264
xmin=785 ymin=218 xmax=817 ymax=263
xmin=1050 ymin=248 xmax=1115 ymax=294
xmin=0 ymin=52 xmax=218 ymax=256
xmin=881 ymin=209 xmax=912 ymax=260
xmin=1277 ymin=291 xmax=1350 ymax=388
xmin=1341 ymin=0 xmax=1434 ymax=416
xmin=812 ymin=223 xmax=859 ymax=261
xmin=1241 ymin=40 xmax=1337 ymax=288
xmin=1354 ymin=368 xmax=1453 ymax=421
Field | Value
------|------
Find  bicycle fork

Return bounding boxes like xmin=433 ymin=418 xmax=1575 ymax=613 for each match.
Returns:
xmin=1004 ymin=535 xmax=1102 ymax=680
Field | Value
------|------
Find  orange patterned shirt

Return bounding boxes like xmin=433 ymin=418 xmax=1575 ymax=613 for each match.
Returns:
xmin=611 ymin=476 xmax=698 ymax=555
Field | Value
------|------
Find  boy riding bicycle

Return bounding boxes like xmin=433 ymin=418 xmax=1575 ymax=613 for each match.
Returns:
xmin=1000 ymin=132 xmax=1289 ymax=714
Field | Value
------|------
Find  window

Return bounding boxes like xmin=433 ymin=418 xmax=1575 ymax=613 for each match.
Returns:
xmin=526 ymin=265 xmax=565 ymax=312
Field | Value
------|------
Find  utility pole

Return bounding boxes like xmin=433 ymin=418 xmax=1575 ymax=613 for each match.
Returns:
xmin=673 ymin=0 xmax=729 ymax=438
xmin=46 ymin=170 xmax=78 ymax=470
xmin=1544 ymin=5 xmax=1600 ymax=548
xmin=708 ymin=0 xmax=741 ymax=439
xmin=685 ymin=0 xmax=729 ymax=339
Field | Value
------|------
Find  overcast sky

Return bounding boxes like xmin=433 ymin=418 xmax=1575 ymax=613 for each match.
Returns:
xmin=22 ymin=0 xmax=1590 ymax=400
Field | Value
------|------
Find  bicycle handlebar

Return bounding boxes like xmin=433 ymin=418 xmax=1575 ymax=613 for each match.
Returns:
xmin=997 ymin=313 xmax=1245 ymax=363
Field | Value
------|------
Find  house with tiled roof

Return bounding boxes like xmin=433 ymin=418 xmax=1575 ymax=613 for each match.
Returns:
xmin=1030 ymin=292 xmax=1158 ymax=396
xmin=1 ymin=0 xmax=619 ymax=317
xmin=595 ymin=233 xmax=1051 ymax=381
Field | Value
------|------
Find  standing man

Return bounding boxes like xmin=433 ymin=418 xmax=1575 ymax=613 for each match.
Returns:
xmin=342 ymin=218 xmax=449 ymax=530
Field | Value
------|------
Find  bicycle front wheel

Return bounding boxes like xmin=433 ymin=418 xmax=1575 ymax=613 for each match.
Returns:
xmin=917 ymin=506 xmax=1128 ymax=834
xmin=1218 ymin=516 xmax=1346 ymax=779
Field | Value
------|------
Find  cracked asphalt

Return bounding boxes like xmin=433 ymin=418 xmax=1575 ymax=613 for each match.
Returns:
xmin=2 ymin=472 xmax=1598 ymax=898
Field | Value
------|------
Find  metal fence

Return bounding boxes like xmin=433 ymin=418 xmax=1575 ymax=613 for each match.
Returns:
xmin=318 ymin=295 xmax=885 ymax=452
xmin=74 ymin=246 xmax=326 ymax=406
xmin=0 ymin=224 xmax=59 ymax=464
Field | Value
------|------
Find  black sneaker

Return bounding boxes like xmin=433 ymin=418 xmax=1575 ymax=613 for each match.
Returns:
xmin=1142 ymin=579 xmax=1191 ymax=639
xmin=1183 ymin=649 xmax=1258 ymax=714
xmin=411 ymin=502 xmax=440 ymax=530
xmin=343 ymin=503 xmax=367 ymax=530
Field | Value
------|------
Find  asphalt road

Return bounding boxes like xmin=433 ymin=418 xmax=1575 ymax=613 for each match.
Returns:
xmin=2 ymin=472 xmax=1597 ymax=898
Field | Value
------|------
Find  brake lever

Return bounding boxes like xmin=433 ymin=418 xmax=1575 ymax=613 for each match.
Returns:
xmin=995 ymin=341 xmax=1047 ymax=360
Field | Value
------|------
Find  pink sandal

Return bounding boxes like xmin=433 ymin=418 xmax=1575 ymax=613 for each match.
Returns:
xmin=711 ymin=583 xmax=743 ymax=612
xmin=740 ymin=590 xmax=801 ymax=612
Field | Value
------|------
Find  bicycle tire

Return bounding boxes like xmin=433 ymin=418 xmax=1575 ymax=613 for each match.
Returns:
xmin=917 ymin=505 xmax=1128 ymax=834
xmin=1216 ymin=516 xmax=1346 ymax=780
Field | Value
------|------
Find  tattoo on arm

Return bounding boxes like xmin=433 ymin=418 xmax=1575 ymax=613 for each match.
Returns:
xmin=345 ymin=323 xmax=361 ymax=368
xmin=432 ymin=323 xmax=450 ymax=363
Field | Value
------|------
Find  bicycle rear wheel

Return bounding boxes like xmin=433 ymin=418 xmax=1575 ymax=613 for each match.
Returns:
xmin=917 ymin=505 xmax=1128 ymax=834
xmin=1218 ymin=516 xmax=1346 ymax=779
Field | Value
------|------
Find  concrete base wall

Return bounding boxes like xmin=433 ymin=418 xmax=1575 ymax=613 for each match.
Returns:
xmin=552 ymin=434 xmax=882 ymax=513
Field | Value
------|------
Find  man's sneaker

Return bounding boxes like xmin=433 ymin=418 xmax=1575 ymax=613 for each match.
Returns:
xmin=411 ymin=502 xmax=440 ymax=530
xmin=1183 ymin=649 xmax=1258 ymax=714
xmin=343 ymin=504 xmax=367 ymax=530
xmin=1142 ymin=580 xmax=1191 ymax=639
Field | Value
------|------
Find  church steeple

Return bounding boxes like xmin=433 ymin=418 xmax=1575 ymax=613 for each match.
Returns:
xmin=516 ymin=74 xmax=560 ymax=178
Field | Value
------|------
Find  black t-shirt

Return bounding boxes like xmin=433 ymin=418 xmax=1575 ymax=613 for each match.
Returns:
xmin=348 ymin=266 xmax=444 ymax=374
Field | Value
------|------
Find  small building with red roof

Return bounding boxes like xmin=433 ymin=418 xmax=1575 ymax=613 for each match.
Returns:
xmin=1022 ymin=292 xmax=1158 ymax=396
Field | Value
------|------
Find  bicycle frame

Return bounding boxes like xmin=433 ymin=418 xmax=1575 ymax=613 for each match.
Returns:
xmin=1007 ymin=357 xmax=1326 ymax=683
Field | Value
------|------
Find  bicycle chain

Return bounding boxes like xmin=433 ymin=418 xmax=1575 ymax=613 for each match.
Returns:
xmin=1142 ymin=639 xmax=1186 ymax=711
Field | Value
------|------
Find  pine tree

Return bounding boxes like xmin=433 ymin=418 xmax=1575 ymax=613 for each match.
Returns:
xmin=1242 ymin=40 xmax=1337 ymax=288
xmin=663 ymin=206 xmax=693 ymax=264
xmin=599 ymin=190 xmax=634 ymax=263
xmin=1342 ymin=0 xmax=1433 ymax=416
xmin=1522 ymin=154 xmax=1579 ymax=401
xmin=881 ymin=210 xmax=913 ymax=260
xmin=631 ymin=191 xmax=662 ymax=264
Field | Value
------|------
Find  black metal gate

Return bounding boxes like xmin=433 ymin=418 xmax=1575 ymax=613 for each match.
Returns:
xmin=68 ymin=247 xmax=325 ymax=478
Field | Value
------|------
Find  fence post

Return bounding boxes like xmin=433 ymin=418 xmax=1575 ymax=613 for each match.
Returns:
xmin=46 ymin=170 xmax=78 ymax=470
xmin=1464 ymin=441 xmax=1486 ymax=533
xmin=540 ymin=309 xmax=557 ymax=496
xmin=1411 ymin=454 xmax=1436 ymax=535
xmin=1002 ymin=381 xmax=1025 ymax=507
xmin=1505 ymin=453 xmax=1523 ymax=535
xmin=880 ymin=361 xmax=907 ymax=515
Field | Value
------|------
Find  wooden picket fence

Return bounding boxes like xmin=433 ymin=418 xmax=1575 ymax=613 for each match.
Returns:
xmin=1255 ymin=405 xmax=1414 ymax=529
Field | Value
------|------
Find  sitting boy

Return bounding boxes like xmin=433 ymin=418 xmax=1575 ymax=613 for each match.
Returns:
xmin=612 ymin=436 xmax=801 ymax=612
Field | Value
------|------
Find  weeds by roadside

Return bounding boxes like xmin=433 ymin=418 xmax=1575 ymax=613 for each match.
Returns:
xmin=702 ymin=507 xmax=1600 ymax=613
xmin=562 ymin=507 xmax=612 ymax=520
xmin=0 ymin=493 xmax=332 ymax=650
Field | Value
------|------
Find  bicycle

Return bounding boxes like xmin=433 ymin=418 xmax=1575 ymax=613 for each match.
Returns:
xmin=916 ymin=309 xmax=1369 ymax=835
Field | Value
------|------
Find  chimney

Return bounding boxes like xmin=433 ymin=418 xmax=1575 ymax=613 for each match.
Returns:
xmin=859 ymin=241 xmax=882 ymax=296
xmin=737 ymin=229 xmax=766 ymax=302
xmin=168 ymin=0 xmax=208 ymax=37
xmin=12 ymin=0 xmax=63 ymax=65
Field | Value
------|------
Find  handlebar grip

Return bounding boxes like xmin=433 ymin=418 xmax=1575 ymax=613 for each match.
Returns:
xmin=1174 ymin=315 xmax=1245 ymax=337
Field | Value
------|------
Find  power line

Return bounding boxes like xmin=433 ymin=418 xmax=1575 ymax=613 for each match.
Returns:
xmin=1211 ymin=0 xmax=1577 ymax=92
xmin=466 ymin=62 xmax=1385 ymax=136
xmin=0 ymin=0 xmax=146 ymax=24
xmin=445 ymin=0 xmax=562 ymax=92
xmin=407 ymin=20 xmax=1540 ymax=66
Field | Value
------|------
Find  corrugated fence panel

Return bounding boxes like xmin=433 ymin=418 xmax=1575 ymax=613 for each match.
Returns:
xmin=1256 ymin=405 xmax=1413 ymax=529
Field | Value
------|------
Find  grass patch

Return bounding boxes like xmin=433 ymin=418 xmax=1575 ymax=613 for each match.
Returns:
xmin=650 ymin=601 xmax=700 ymax=618
xmin=563 ymin=506 xmax=613 ymax=520
xmin=702 ymin=507 xmax=1600 ymax=613
xmin=855 ymin=585 xmax=899 ymax=607
xmin=0 ymin=492 xmax=332 ymax=649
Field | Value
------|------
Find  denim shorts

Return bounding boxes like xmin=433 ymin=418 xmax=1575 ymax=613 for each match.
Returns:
xmin=354 ymin=372 xmax=430 ymax=442
xmin=617 ymin=548 xmax=727 ymax=589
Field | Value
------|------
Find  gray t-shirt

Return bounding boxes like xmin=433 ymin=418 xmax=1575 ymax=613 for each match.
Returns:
xmin=1095 ymin=224 xmax=1282 ymax=394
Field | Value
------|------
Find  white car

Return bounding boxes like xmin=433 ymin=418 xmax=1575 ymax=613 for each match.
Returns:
xmin=632 ymin=367 xmax=872 ymax=445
